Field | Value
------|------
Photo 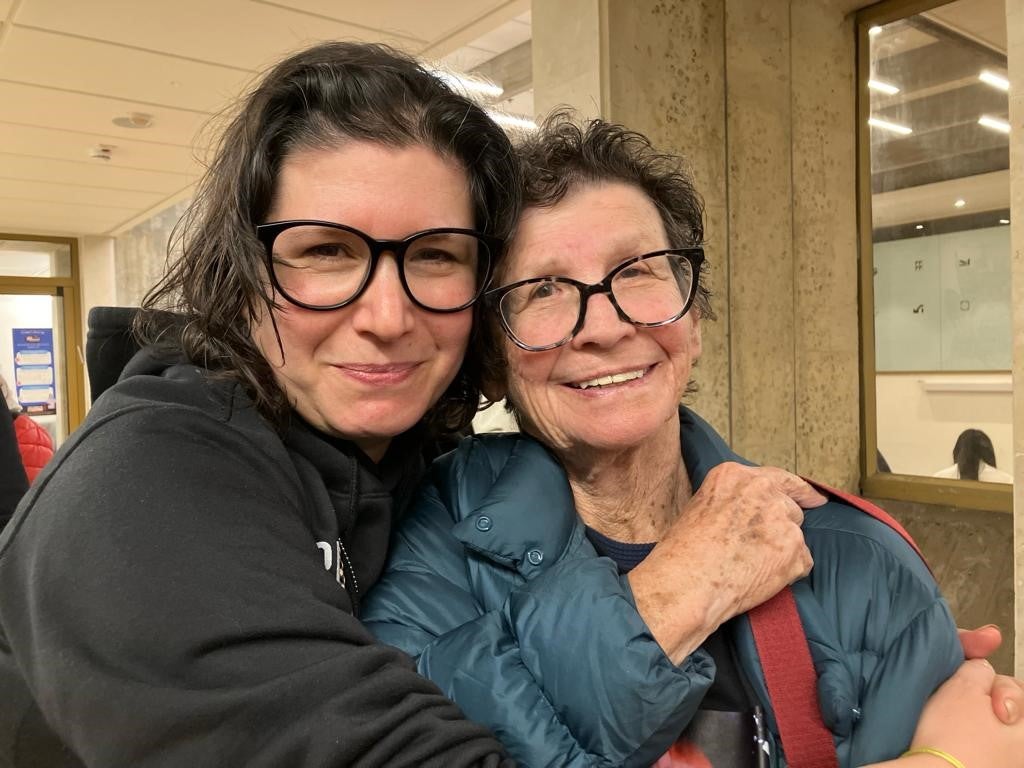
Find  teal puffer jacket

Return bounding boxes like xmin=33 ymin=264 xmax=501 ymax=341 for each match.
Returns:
xmin=364 ymin=408 xmax=962 ymax=767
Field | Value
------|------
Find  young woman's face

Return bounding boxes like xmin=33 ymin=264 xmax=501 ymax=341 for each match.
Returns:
xmin=251 ymin=142 xmax=475 ymax=460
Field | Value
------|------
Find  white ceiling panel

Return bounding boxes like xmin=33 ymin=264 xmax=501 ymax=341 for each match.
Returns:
xmin=0 ymin=27 xmax=255 ymax=112
xmin=0 ymin=82 xmax=213 ymax=148
xmin=15 ymin=0 xmax=415 ymax=71
xmin=0 ymin=199 xmax=142 ymax=236
xmin=0 ymin=0 xmax=531 ymax=237
xmin=0 ymin=123 xmax=203 ymax=174
xmin=0 ymin=178 xmax=167 ymax=210
xmin=267 ymin=0 xmax=520 ymax=45
xmin=0 ymin=153 xmax=196 ymax=193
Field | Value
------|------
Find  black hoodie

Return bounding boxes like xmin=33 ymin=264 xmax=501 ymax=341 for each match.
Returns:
xmin=0 ymin=350 xmax=509 ymax=767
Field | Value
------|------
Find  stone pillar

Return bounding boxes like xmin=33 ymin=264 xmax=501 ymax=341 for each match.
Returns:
xmin=1007 ymin=0 xmax=1024 ymax=679
xmin=531 ymin=0 xmax=608 ymax=120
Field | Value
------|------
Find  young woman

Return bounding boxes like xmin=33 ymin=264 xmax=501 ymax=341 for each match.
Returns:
xmin=0 ymin=41 xmax=520 ymax=767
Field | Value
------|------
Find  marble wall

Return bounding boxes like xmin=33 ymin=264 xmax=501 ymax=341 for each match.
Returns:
xmin=113 ymin=198 xmax=190 ymax=307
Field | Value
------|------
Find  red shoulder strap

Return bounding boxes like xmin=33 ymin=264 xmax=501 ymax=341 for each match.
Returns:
xmin=748 ymin=481 xmax=927 ymax=767
xmin=748 ymin=589 xmax=838 ymax=767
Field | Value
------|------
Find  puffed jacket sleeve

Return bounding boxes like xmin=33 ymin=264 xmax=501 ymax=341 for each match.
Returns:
xmin=732 ymin=503 xmax=964 ymax=767
xmin=363 ymin=436 xmax=715 ymax=768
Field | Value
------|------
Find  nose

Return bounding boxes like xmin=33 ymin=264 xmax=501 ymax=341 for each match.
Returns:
xmin=570 ymin=290 xmax=635 ymax=349
xmin=349 ymin=254 xmax=416 ymax=340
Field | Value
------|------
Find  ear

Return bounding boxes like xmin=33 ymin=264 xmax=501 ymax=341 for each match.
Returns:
xmin=481 ymin=371 xmax=507 ymax=403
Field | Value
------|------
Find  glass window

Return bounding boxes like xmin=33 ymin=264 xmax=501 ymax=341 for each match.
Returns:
xmin=0 ymin=239 xmax=73 ymax=278
xmin=861 ymin=0 xmax=1012 ymax=502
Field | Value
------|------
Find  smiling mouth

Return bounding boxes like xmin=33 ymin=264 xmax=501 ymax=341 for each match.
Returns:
xmin=568 ymin=366 xmax=653 ymax=390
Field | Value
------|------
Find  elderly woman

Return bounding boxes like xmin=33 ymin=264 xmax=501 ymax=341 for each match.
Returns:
xmin=363 ymin=115 xmax=1024 ymax=767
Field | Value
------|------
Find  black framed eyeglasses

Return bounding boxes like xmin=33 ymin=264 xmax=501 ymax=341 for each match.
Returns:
xmin=485 ymin=247 xmax=704 ymax=351
xmin=255 ymin=220 xmax=501 ymax=312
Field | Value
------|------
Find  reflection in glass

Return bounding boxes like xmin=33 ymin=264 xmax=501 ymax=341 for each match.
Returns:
xmin=0 ymin=239 xmax=72 ymax=278
xmin=867 ymin=0 xmax=1012 ymax=482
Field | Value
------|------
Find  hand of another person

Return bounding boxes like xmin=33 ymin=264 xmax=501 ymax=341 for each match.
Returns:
xmin=866 ymin=659 xmax=1024 ymax=767
xmin=958 ymin=625 xmax=1023 ymax=725
xmin=628 ymin=462 xmax=827 ymax=663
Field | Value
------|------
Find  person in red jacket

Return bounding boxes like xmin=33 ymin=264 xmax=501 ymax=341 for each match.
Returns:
xmin=1 ymin=375 xmax=54 ymax=483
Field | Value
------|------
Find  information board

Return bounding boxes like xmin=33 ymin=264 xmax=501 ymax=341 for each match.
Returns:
xmin=12 ymin=328 xmax=56 ymax=415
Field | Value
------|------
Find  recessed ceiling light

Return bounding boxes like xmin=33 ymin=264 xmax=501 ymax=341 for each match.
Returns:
xmin=915 ymin=224 xmax=925 ymax=230
xmin=979 ymin=71 xmax=1010 ymax=91
xmin=868 ymin=79 xmax=900 ymax=95
xmin=978 ymin=115 xmax=1011 ymax=134
xmin=112 ymin=112 xmax=154 ymax=129
xmin=869 ymin=26 xmax=883 ymax=36
xmin=1000 ymin=219 xmax=1011 ymax=225
xmin=868 ymin=117 xmax=912 ymax=135
xmin=88 ymin=144 xmax=115 ymax=161
xmin=954 ymin=199 xmax=966 ymax=208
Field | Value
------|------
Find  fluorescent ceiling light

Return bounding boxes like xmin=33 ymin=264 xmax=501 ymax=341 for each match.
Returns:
xmin=486 ymin=110 xmax=537 ymax=131
xmin=431 ymin=70 xmax=504 ymax=99
xmin=868 ymin=79 xmax=900 ymax=95
xmin=869 ymin=117 xmax=912 ymax=135
xmin=915 ymin=224 xmax=925 ymax=230
xmin=978 ymin=115 xmax=1011 ymax=134
xmin=954 ymin=199 xmax=966 ymax=208
xmin=978 ymin=70 xmax=1010 ymax=91
xmin=1000 ymin=219 xmax=1011 ymax=225
xmin=869 ymin=26 xmax=883 ymax=36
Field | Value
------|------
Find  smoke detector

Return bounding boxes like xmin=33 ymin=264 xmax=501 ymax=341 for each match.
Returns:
xmin=89 ymin=144 xmax=116 ymax=161
xmin=112 ymin=112 xmax=154 ymax=129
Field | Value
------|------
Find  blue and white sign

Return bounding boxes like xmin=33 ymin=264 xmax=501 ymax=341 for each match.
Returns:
xmin=13 ymin=328 xmax=56 ymax=415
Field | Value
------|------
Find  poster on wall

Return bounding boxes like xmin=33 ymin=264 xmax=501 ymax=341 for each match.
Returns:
xmin=13 ymin=328 xmax=56 ymax=415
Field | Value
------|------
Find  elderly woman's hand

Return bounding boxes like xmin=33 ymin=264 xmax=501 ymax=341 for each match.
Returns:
xmin=627 ymin=462 xmax=826 ymax=663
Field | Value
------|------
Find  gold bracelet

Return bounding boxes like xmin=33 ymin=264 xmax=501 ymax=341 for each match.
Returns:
xmin=902 ymin=747 xmax=966 ymax=768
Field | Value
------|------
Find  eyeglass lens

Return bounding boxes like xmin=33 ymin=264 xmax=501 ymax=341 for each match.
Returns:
xmin=270 ymin=224 xmax=489 ymax=310
xmin=498 ymin=253 xmax=696 ymax=349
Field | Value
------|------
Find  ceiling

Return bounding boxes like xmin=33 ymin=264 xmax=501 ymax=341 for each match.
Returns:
xmin=0 ymin=0 xmax=531 ymax=238
xmin=869 ymin=0 xmax=1012 ymax=236
xmin=0 ymin=0 xmax=1011 ymax=243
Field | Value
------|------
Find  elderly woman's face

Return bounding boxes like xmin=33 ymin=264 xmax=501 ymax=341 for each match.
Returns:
xmin=500 ymin=181 xmax=701 ymax=456
xmin=251 ymin=141 xmax=474 ymax=460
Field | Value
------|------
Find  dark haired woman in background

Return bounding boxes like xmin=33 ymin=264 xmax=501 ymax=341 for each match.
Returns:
xmin=934 ymin=428 xmax=1013 ymax=483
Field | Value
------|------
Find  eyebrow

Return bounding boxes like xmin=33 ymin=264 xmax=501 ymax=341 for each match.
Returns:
xmin=508 ymin=233 xmax=665 ymax=281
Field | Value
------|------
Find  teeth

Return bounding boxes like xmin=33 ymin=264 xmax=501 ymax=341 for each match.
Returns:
xmin=574 ymin=368 xmax=647 ymax=390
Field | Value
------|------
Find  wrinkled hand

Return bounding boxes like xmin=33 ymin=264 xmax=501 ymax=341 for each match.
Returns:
xmin=628 ymin=463 xmax=826 ymax=663
xmin=959 ymin=625 xmax=1024 ymax=725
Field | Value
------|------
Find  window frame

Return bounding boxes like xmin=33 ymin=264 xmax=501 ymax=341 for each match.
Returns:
xmin=856 ymin=0 xmax=1012 ymax=513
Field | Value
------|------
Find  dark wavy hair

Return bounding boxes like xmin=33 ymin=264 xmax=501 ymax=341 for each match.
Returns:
xmin=953 ymin=428 xmax=997 ymax=481
xmin=482 ymin=110 xmax=714 ymax=399
xmin=138 ymin=41 xmax=520 ymax=434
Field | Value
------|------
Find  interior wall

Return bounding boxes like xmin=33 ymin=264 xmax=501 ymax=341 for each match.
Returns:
xmin=876 ymin=373 xmax=1013 ymax=477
